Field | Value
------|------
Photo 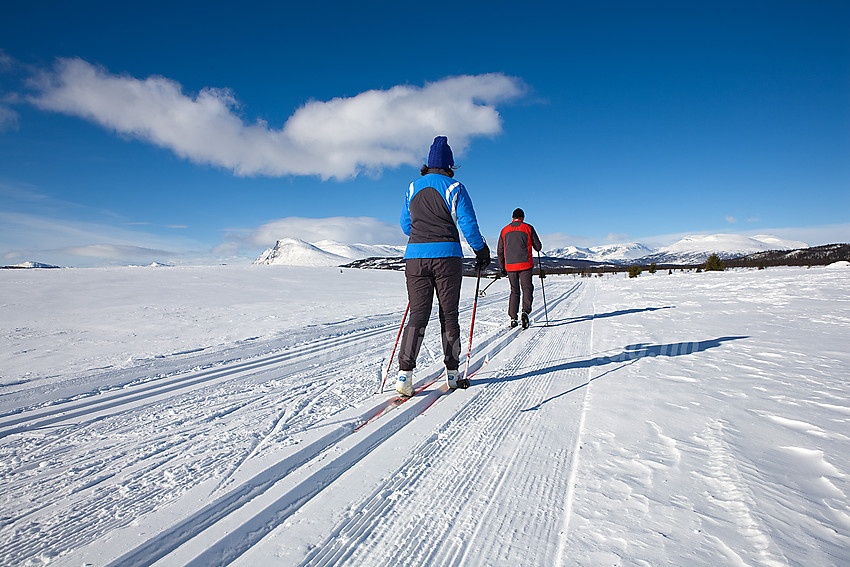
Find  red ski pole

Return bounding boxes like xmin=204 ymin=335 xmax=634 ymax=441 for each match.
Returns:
xmin=378 ymin=302 xmax=409 ymax=393
xmin=461 ymin=267 xmax=482 ymax=386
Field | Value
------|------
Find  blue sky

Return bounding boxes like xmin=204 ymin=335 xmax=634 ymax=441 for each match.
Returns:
xmin=1 ymin=0 xmax=848 ymax=266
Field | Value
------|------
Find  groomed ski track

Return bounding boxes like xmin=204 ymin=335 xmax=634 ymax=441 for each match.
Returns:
xmin=9 ymin=278 xmax=596 ymax=566
xmin=288 ymin=281 xmax=593 ymax=567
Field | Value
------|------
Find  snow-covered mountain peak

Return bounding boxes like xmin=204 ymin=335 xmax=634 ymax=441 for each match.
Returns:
xmin=660 ymin=233 xmax=807 ymax=255
xmin=545 ymin=245 xmax=594 ymax=261
xmin=254 ymin=238 xmax=404 ymax=267
xmin=254 ymin=238 xmax=349 ymax=267
xmin=545 ymin=242 xmax=653 ymax=263
xmin=589 ymin=242 xmax=654 ymax=261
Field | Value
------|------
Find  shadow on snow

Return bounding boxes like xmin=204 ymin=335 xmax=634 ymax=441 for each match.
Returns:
xmin=543 ymin=305 xmax=676 ymax=327
xmin=473 ymin=335 xmax=750 ymax=412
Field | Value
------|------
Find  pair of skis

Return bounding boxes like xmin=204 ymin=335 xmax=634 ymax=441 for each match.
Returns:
xmin=376 ymin=267 xmax=483 ymax=395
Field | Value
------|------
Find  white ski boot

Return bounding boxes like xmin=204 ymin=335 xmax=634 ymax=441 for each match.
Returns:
xmin=396 ymin=370 xmax=414 ymax=397
xmin=446 ymin=369 xmax=459 ymax=389
xmin=446 ymin=369 xmax=470 ymax=390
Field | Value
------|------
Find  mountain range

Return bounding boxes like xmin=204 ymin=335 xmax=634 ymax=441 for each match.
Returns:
xmin=254 ymin=234 xmax=810 ymax=267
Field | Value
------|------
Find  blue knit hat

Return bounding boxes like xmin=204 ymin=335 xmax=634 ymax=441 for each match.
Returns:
xmin=427 ymin=136 xmax=454 ymax=169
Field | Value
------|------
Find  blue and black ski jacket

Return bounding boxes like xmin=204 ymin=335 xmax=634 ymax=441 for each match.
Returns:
xmin=400 ymin=172 xmax=486 ymax=259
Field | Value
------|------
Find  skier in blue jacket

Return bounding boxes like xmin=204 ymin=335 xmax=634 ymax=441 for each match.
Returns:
xmin=396 ymin=136 xmax=491 ymax=396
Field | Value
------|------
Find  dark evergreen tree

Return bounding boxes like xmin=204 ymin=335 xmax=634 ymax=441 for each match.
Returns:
xmin=704 ymin=254 xmax=725 ymax=271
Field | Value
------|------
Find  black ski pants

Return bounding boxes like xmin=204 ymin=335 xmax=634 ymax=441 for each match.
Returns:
xmin=507 ymin=268 xmax=534 ymax=319
xmin=399 ymin=257 xmax=463 ymax=371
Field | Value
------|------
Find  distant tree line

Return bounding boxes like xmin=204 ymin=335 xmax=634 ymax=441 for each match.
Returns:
xmin=723 ymin=243 xmax=849 ymax=269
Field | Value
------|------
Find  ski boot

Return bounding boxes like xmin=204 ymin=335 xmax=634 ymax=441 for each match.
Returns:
xmin=447 ymin=369 xmax=470 ymax=390
xmin=521 ymin=312 xmax=529 ymax=329
xmin=396 ymin=370 xmax=414 ymax=397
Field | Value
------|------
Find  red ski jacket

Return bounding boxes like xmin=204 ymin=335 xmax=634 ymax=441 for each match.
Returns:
xmin=498 ymin=220 xmax=542 ymax=272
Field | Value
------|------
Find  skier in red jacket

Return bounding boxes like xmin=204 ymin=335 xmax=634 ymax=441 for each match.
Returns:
xmin=497 ymin=208 xmax=542 ymax=329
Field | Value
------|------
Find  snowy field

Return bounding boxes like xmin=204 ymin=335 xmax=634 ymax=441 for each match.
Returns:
xmin=1 ymin=263 xmax=848 ymax=566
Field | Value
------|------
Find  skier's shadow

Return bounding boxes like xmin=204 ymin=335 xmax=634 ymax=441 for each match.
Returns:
xmin=544 ymin=305 xmax=675 ymax=327
xmin=474 ymin=335 xmax=748 ymax=412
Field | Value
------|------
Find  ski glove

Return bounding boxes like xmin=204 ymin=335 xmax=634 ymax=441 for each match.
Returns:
xmin=475 ymin=243 xmax=491 ymax=269
xmin=500 ymin=268 xmax=508 ymax=277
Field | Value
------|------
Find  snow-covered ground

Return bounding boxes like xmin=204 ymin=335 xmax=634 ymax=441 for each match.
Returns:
xmin=1 ymin=264 xmax=848 ymax=566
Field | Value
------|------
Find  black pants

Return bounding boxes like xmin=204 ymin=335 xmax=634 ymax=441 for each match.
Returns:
xmin=507 ymin=268 xmax=534 ymax=319
xmin=398 ymin=257 xmax=463 ymax=371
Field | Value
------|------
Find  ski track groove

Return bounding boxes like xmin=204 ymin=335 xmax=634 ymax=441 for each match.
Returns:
xmin=299 ymin=281 xmax=591 ymax=566
xmin=555 ymin=281 xmax=596 ymax=567
xmin=0 ymin=321 xmax=400 ymax=438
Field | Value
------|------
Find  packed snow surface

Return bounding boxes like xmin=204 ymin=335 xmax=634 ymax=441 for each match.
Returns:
xmin=1 ymin=264 xmax=848 ymax=566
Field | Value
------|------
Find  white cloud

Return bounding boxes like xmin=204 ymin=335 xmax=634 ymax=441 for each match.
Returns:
xmin=1 ymin=199 xmax=407 ymax=267
xmin=28 ymin=58 xmax=526 ymax=179
xmin=605 ymin=233 xmax=632 ymax=244
xmin=740 ymin=223 xmax=850 ymax=247
xmin=61 ymin=244 xmax=173 ymax=259
xmin=0 ymin=211 xmax=207 ymax=266
xmin=229 ymin=216 xmax=406 ymax=249
xmin=725 ymin=216 xmax=737 ymax=224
